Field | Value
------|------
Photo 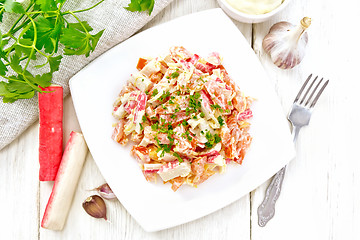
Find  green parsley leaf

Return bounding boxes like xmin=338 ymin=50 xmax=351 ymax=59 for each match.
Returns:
xmin=151 ymin=89 xmax=158 ymax=97
xmin=6 ymin=81 xmax=33 ymax=93
xmin=24 ymin=16 xmax=64 ymax=54
xmin=125 ymin=0 xmax=155 ymax=15
xmin=217 ymin=116 xmax=225 ymax=126
xmin=159 ymin=90 xmax=170 ymax=101
xmin=0 ymin=59 xmax=6 ymax=76
xmin=214 ymin=134 xmax=221 ymax=144
xmin=68 ymin=21 xmax=93 ymax=33
xmin=151 ymin=122 xmax=159 ymax=130
xmin=60 ymin=26 xmax=104 ymax=57
xmin=4 ymin=0 xmax=25 ymax=14
xmin=205 ymin=132 xmax=221 ymax=148
xmin=48 ymin=55 xmax=62 ymax=73
xmin=9 ymin=54 xmax=22 ymax=74
xmin=35 ymin=0 xmax=58 ymax=12
xmin=32 ymin=73 xmax=52 ymax=87
xmin=211 ymin=104 xmax=221 ymax=110
xmin=170 ymin=71 xmax=179 ymax=79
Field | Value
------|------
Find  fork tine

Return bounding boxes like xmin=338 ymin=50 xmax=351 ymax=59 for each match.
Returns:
xmin=305 ymin=78 xmax=323 ymax=106
xmin=310 ymin=79 xmax=329 ymax=108
xmin=300 ymin=76 xmax=318 ymax=104
xmin=294 ymin=74 xmax=312 ymax=103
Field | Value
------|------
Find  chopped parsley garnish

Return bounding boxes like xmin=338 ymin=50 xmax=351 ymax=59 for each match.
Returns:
xmin=200 ymin=112 xmax=205 ymax=118
xmin=173 ymin=152 xmax=183 ymax=162
xmin=160 ymin=91 xmax=170 ymax=101
xmin=228 ymin=101 xmax=232 ymax=105
xmin=142 ymin=115 xmax=147 ymax=122
xmin=151 ymin=121 xmax=178 ymax=158
xmin=171 ymin=71 xmax=180 ymax=79
xmin=187 ymin=92 xmax=202 ymax=115
xmin=211 ymin=104 xmax=221 ymax=110
xmin=181 ymin=120 xmax=188 ymax=126
xmin=152 ymin=89 xmax=158 ymax=97
xmin=205 ymin=132 xmax=221 ymax=148
xmin=217 ymin=116 xmax=225 ymax=126
xmin=151 ymin=122 xmax=159 ymax=130
xmin=194 ymin=92 xmax=201 ymax=99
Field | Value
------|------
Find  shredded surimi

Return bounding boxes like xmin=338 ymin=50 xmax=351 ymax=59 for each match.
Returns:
xmin=112 ymin=46 xmax=253 ymax=191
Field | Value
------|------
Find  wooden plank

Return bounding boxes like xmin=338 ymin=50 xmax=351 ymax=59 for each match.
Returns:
xmin=250 ymin=0 xmax=360 ymax=239
xmin=0 ymin=124 xmax=40 ymax=239
xmin=38 ymin=1 xmax=253 ymax=239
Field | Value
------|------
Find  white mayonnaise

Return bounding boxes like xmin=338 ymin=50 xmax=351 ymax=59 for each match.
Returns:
xmin=226 ymin=0 xmax=284 ymax=15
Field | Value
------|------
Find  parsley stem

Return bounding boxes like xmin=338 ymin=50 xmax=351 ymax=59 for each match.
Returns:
xmin=22 ymin=14 xmax=37 ymax=74
xmin=3 ymin=76 xmax=25 ymax=83
xmin=67 ymin=11 xmax=89 ymax=34
xmin=0 ymin=7 xmax=4 ymax=17
xmin=5 ymin=3 xmax=35 ymax=37
xmin=4 ymin=56 xmax=28 ymax=67
xmin=10 ymin=13 xmax=40 ymax=36
xmin=3 ymin=75 xmax=42 ymax=92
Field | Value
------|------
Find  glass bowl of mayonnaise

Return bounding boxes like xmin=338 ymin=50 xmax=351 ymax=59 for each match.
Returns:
xmin=217 ymin=0 xmax=292 ymax=23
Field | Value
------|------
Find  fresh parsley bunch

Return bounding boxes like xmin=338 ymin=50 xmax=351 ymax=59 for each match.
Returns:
xmin=0 ymin=0 xmax=105 ymax=103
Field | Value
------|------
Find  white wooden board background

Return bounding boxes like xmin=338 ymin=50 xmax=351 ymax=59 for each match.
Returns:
xmin=1 ymin=0 xmax=360 ymax=239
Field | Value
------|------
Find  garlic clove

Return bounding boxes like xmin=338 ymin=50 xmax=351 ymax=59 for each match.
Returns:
xmin=95 ymin=183 xmax=117 ymax=200
xmin=82 ymin=195 xmax=107 ymax=220
xmin=262 ymin=17 xmax=311 ymax=69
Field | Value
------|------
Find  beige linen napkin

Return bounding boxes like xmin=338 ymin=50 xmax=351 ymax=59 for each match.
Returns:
xmin=0 ymin=0 xmax=174 ymax=151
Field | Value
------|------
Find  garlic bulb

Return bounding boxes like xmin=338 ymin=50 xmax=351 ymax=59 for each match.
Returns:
xmin=263 ymin=17 xmax=311 ymax=69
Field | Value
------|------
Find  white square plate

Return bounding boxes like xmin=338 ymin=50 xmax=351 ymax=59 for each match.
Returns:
xmin=70 ymin=9 xmax=295 ymax=232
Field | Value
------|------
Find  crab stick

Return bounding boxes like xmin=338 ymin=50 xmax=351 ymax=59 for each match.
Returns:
xmin=41 ymin=131 xmax=88 ymax=230
xmin=38 ymin=85 xmax=63 ymax=181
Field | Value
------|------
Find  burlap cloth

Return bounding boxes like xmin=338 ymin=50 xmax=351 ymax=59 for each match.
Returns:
xmin=0 ymin=0 xmax=174 ymax=150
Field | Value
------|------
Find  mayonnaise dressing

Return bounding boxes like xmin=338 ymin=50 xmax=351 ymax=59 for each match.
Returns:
xmin=226 ymin=0 xmax=284 ymax=15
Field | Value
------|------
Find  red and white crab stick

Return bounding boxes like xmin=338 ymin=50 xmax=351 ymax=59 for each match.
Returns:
xmin=41 ymin=131 xmax=88 ymax=230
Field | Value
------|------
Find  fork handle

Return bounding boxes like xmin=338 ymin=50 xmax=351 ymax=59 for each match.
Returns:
xmin=257 ymin=166 xmax=286 ymax=227
xmin=257 ymin=125 xmax=300 ymax=226
xmin=292 ymin=126 xmax=301 ymax=142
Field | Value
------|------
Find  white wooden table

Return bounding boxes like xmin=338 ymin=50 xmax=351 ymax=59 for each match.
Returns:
xmin=1 ymin=0 xmax=360 ymax=239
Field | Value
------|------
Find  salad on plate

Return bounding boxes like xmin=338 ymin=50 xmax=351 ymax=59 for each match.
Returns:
xmin=112 ymin=46 xmax=253 ymax=191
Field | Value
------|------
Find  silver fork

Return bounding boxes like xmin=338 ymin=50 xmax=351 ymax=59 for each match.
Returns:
xmin=257 ymin=74 xmax=329 ymax=227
